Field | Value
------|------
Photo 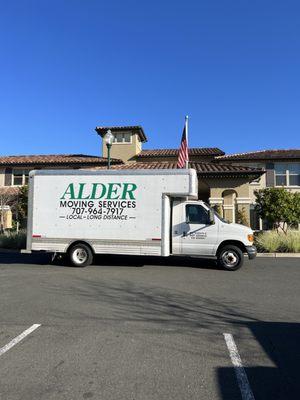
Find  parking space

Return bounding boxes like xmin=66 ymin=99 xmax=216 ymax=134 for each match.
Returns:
xmin=0 ymin=324 xmax=41 ymax=357
xmin=0 ymin=254 xmax=299 ymax=399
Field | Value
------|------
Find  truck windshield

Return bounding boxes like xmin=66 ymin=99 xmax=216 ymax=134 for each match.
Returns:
xmin=203 ymin=202 xmax=229 ymax=224
xmin=213 ymin=209 xmax=229 ymax=224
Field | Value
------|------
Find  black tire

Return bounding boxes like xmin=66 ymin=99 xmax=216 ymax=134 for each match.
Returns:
xmin=68 ymin=243 xmax=93 ymax=267
xmin=217 ymin=245 xmax=244 ymax=271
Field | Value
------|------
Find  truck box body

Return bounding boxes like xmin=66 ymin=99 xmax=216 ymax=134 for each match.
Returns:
xmin=27 ymin=169 xmax=198 ymax=257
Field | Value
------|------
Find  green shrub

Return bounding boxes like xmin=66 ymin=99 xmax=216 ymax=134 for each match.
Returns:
xmin=0 ymin=230 xmax=27 ymax=250
xmin=236 ymin=207 xmax=249 ymax=226
xmin=255 ymin=230 xmax=300 ymax=253
xmin=285 ymin=231 xmax=300 ymax=253
xmin=255 ymin=231 xmax=281 ymax=252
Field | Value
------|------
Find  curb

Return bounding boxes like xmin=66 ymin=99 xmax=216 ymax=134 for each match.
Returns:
xmin=256 ymin=253 xmax=300 ymax=258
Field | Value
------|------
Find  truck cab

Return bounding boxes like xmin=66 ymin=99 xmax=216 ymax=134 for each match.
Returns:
xmin=171 ymin=200 xmax=256 ymax=270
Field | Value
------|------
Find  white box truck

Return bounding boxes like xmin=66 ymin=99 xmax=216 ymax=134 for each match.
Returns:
xmin=25 ymin=169 xmax=257 ymax=270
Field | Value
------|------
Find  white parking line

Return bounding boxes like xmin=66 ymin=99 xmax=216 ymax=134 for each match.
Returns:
xmin=223 ymin=333 xmax=255 ymax=400
xmin=0 ymin=324 xmax=41 ymax=357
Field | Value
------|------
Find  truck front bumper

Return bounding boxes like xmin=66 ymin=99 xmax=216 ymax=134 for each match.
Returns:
xmin=245 ymin=245 xmax=257 ymax=260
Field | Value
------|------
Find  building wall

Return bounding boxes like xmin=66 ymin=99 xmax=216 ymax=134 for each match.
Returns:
xmin=208 ymin=178 xmax=250 ymax=198
xmin=102 ymin=132 xmax=142 ymax=163
xmin=205 ymin=177 xmax=252 ymax=225
xmin=218 ymin=160 xmax=300 ymax=229
xmin=0 ymin=169 xmax=4 ymax=186
xmin=226 ymin=161 xmax=300 ymax=201
xmin=0 ymin=169 xmax=12 ymax=229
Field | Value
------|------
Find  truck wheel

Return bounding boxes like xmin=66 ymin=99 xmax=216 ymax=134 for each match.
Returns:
xmin=217 ymin=245 xmax=244 ymax=271
xmin=69 ymin=243 xmax=93 ymax=267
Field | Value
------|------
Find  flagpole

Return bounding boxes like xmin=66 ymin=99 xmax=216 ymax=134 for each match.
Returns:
xmin=185 ymin=115 xmax=189 ymax=169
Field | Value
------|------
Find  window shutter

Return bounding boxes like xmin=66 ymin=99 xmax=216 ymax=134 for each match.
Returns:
xmin=4 ymin=168 xmax=12 ymax=186
xmin=266 ymin=163 xmax=275 ymax=187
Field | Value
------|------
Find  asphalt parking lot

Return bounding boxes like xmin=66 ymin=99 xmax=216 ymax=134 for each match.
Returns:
xmin=0 ymin=253 xmax=299 ymax=400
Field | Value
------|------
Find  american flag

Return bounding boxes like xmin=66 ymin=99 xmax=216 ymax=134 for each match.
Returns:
xmin=177 ymin=117 xmax=189 ymax=168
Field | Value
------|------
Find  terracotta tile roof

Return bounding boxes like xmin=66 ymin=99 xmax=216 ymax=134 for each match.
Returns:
xmin=216 ymin=149 xmax=300 ymax=161
xmin=95 ymin=125 xmax=147 ymax=142
xmin=0 ymin=154 xmax=122 ymax=167
xmin=91 ymin=161 xmax=264 ymax=177
xmin=136 ymin=147 xmax=224 ymax=158
xmin=0 ymin=186 xmax=20 ymax=197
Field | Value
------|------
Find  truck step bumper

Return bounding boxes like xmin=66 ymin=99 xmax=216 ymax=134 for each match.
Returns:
xmin=246 ymin=245 xmax=257 ymax=260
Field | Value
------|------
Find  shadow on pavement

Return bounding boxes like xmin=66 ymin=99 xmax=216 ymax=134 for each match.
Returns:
xmin=45 ymin=278 xmax=299 ymax=399
xmin=45 ymin=277 xmax=260 ymax=332
xmin=0 ymin=251 xmax=219 ymax=270
xmin=94 ymin=254 xmax=219 ymax=270
xmin=217 ymin=322 xmax=300 ymax=399
xmin=0 ymin=251 xmax=52 ymax=265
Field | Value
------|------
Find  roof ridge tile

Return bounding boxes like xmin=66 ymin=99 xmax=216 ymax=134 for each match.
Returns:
xmin=216 ymin=149 xmax=300 ymax=160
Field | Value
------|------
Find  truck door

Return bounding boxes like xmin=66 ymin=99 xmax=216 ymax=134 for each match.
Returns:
xmin=172 ymin=202 xmax=218 ymax=256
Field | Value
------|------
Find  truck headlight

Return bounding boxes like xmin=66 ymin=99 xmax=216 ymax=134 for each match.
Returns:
xmin=247 ymin=234 xmax=254 ymax=242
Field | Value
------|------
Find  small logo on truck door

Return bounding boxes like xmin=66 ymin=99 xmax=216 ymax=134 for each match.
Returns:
xmin=190 ymin=232 xmax=207 ymax=239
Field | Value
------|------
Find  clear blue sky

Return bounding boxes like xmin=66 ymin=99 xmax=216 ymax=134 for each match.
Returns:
xmin=1 ymin=0 xmax=299 ymax=157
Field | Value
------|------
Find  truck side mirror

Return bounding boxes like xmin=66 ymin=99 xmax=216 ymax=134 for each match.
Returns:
xmin=209 ymin=209 xmax=215 ymax=225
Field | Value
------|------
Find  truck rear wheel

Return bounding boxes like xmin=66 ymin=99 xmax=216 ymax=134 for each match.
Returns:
xmin=217 ymin=245 xmax=244 ymax=271
xmin=69 ymin=243 xmax=93 ymax=267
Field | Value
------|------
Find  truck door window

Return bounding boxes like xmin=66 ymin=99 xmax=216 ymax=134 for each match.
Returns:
xmin=186 ymin=205 xmax=209 ymax=225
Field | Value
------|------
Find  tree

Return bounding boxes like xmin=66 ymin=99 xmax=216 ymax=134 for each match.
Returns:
xmin=255 ymin=188 xmax=300 ymax=233
xmin=287 ymin=192 xmax=300 ymax=229
xmin=16 ymin=185 xmax=28 ymax=228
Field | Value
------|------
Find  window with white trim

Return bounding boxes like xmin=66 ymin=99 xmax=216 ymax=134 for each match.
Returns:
xmin=113 ymin=132 xmax=131 ymax=143
xmin=275 ymin=163 xmax=300 ymax=187
xmin=12 ymin=169 xmax=29 ymax=186
xmin=288 ymin=163 xmax=300 ymax=186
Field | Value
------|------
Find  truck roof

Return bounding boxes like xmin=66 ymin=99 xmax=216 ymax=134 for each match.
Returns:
xmin=29 ymin=168 xmax=197 ymax=177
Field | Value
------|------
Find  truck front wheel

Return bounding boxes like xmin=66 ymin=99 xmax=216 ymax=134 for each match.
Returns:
xmin=69 ymin=243 xmax=93 ymax=267
xmin=217 ymin=245 xmax=244 ymax=271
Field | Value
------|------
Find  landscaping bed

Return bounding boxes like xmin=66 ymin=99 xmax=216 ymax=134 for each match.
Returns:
xmin=255 ymin=230 xmax=300 ymax=253
xmin=0 ymin=230 xmax=26 ymax=250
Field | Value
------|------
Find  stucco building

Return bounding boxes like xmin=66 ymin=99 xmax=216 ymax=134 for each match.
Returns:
xmin=1 ymin=125 xmax=298 ymax=231
xmin=215 ymin=149 xmax=300 ymax=229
